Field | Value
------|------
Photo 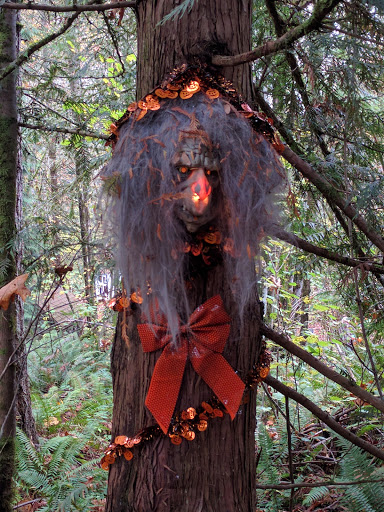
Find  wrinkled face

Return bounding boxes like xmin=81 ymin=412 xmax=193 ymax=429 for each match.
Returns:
xmin=172 ymin=130 xmax=220 ymax=233
xmin=175 ymin=166 xmax=220 ymax=232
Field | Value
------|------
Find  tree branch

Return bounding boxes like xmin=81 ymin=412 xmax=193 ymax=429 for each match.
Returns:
xmin=2 ymin=1 xmax=136 ymax=12
xmin=274 ymin=228 xmax=384 ymax=274
xmin=19 ymin=122 xmax=108 ymax=140
xmin=0 ymin=11 xmax=81 ymax=81
xmin=255 ymin=478 xmax=384 ymax=490
xmin=212 ymin=0 xmax=341 ymax=67
xmin=281 ymin=146 xmax=384 ymax=253
xmin=260 ymin=324 xmax=384 ymax=414
xmin=265 ymin=0 xmax=330 ymax=156
xmin=265 ymin=374 xmax=384 ymax=462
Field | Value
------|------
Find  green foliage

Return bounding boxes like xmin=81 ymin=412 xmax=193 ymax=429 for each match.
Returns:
xmin=10 ymin=0 xmax=384 ymax=508
xmin=158 ymin=0 xmax=198 ymax=25
xmin=256 ymin=423 xmax=292 ymax=510
xmin=336 ymin=438 xmax=384 ymax=512
xmin=13 ymin=326 xmax=112 ymax=509
xmin=15 ymin=429 xmax=106 ymax=511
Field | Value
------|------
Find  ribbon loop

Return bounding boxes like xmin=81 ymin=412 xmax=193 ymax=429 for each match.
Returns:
xmin=137 ymin=295 xmax=245 ymax=433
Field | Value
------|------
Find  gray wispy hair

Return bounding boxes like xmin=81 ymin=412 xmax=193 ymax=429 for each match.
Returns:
xmin=102 ymin=92 xmax=284 ymax=341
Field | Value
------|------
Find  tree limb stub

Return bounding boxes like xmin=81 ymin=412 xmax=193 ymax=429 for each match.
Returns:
xmin=261 ymin=324 xmax=384 ymax=414
xmin=2 ymin=1 xmax=135 ymax=12
xmin=274 ymin=228 xmax=384 ymax=274
xmin=212 ymin=0 xmax=341 ymax=67
xmin=19 ymin=122 xmax=108 ymax=140
xmin=281 ymin=147 xmax=384 ymax=253
xmin=265 ymin=374 xmax=384 ymax=462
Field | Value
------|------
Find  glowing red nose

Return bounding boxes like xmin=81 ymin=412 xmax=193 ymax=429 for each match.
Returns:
xmin=191 ymin=175 xmax=212 ymax=201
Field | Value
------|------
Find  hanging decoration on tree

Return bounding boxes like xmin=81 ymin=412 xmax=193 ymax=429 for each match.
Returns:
xmin=101 ymin=63 xmax=284 ymax=469
xmin=101 ymin=335 xmax=272 ymax=469
xmin=138 ymin=294 xmax=245 ymax=434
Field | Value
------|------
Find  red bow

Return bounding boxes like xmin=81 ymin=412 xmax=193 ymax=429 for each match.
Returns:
xmin=137 ymin=295 xmax=245 ymax=434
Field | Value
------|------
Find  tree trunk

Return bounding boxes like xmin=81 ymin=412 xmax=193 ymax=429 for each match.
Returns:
xmin=0 ymin=7 xmax=18 ymax=511
xmin=15 ymin=140 xmax=38 ymax=447
xmin=106 ymin=2 xmax=263 ymax=510
xmin=136 ymin=0 xmax=253 ymax=100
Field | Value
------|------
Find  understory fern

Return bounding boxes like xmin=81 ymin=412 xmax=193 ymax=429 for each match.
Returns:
xmin=256 ymin=422 xmax=291 ymax=511
xmin=336 ymin=437 xmax=384 ymax=512
xmin=14 ymin=329 xmax=112 ymax=510
xmin=302 ymin=485 xmax=330 ymax=506
xmin=15 ymin=429 xmax=106 ymax=511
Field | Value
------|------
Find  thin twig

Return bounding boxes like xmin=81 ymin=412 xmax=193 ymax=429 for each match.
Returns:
xmin=261 ymin=324 xmax=384 ymax=413
xmin=101 ymin=12 xmax=125 ymax=74
xmin=19 ymin=122 xmax=108 ymax=140
xmin=354 ymin=275 xmax=384 ymax=400
xmin=285 ymin=397 xmax=295 ymax=511
xmin=280 ymin=146 xmax=384 ymax=253
xmin=261 ymin=382 xmax=296 ymax=431
xmin=13 ymin=498 xmax=44 ymax=510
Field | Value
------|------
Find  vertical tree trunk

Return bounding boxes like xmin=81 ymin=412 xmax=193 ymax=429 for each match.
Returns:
xmin=15 ymin=140 xmax=38 ymax=447
xmin=136 ymin=0 xmax=253 ymax=99
xmin=106 ymin=2 xmax=263 ymax=510
xmin=0 ymin=7 xmax=18 ymax=510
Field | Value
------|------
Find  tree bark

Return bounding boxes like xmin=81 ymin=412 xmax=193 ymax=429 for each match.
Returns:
xmin=106 ymin=1 xmax=264 ymax=511
xmin=136 ymin=0 xmax=253 ymax=99
xmin=107 ymin=265 xmax=262 ymax=512
xmin=0 ymin=7 xmax=18 ymax=511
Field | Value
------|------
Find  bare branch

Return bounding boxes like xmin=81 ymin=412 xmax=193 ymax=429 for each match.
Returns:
xmin=212 ymin=0 xmax=341 ymax=67
xmin=2 ymin=0 xmax=136 ymax=12
xmin=260 ymin=324 xmax=384 ymax=414
xmin=0 ymin=11 xmax=80 ymax=81
xmin=265 ymin=374 xmax=384 ymax=462
xmin=256 ymin=478 xmax=384 ymax=490
xmin=19 ymin=122 xmax=109 ymax=140
xmin=274 ymin=228 xmax=384 ymax=274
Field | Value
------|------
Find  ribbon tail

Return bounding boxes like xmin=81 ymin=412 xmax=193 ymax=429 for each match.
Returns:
xmin=145 ymin=345 xmax=187 ymax=434
xmin=192 ymin=352 xmax=245 ymax=420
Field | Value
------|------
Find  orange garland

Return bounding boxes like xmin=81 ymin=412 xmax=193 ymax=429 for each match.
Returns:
xmin=104 ymin=64 xmax=284 ymax=155
xmin=101 ymin=338 xmax=271 ymax=470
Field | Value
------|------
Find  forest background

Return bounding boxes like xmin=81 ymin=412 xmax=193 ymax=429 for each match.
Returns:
xmin=1 ymin=0 xmax=384 ymax=511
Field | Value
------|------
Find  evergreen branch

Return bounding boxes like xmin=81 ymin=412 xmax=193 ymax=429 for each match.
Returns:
xmin=265 ymin=374 xmax=384 ymax=462
xmin=2 ymin=1 xmax=135 ymax=12
xmin=212 ymin=0 xmax=341 ymax=66
xmin=255 ymin=477 xmax=384 ymax=490
xmin=253 ymin=87 xmax=384 ymax=277
xmin=280 ymin=146 xmax=384 ymax=253
xmin=157 ymin=0 xmax=197 ymax=26
xmin=0 ymin=11 xmax=81 ymax=81
xmin=253 ymin=85 xmax=303 ymax=155
xmin=260 ymin=324 xmax=384 ymax=414
xmin=274 ymin=229 xmax=384 ymax=274
xmin=265 ymin=0 xmax=330 ymax=156
xmin=19 ymin=122 xmax=108 ymax=140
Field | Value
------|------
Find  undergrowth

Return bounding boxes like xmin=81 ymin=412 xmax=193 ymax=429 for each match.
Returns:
xmin=13 ymin=327 xmax=112 ymax=511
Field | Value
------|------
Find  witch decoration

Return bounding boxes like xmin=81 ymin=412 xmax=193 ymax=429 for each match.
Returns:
xmin=101 ymin=65 xmax=284 ymax=468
